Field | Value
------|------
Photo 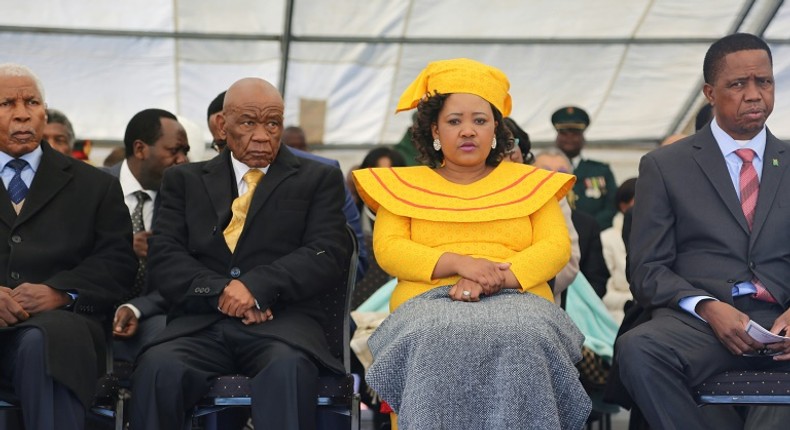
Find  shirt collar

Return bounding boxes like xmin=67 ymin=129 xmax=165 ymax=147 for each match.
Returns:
xmin=230 ymin=152 xmax=270 ymax=188
xmin=570 ymin=154 xmax=582 ymax=169
xmin=119 ymin=159 xmax=157 ymax=200
xmin=0 ymin=145 xmax=43 ymax=173
xmin=711 ymin=117 xmax=766 ymax=160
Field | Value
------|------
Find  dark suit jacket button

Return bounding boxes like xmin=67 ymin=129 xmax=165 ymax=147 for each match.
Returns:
xmin=10 ymin=271 xmax=19 ymax=280
xmin=749 ymin=261 xmax=756 ymax=270
xmin=10 ymin=235 xmax=21 ymax=243
xmin=230 ymin=267 xmax=241 ymax=278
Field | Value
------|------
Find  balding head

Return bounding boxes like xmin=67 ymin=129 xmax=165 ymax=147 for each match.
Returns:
xmin=534 ymin=148 xmax=572 ymax=173
xmin=218 ymin=78 xmax=284 ymax=168
xmin=224 ymin=78 xmax=282 ymax=112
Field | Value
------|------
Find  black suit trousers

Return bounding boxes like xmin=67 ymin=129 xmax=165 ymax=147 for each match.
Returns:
xmin=0 ymin=327 xmax=84 ymax=430
xmin=617 ymin=297 xmax=790 ymax=430
xmin=129 ymin=317 xmax=319 ymax=430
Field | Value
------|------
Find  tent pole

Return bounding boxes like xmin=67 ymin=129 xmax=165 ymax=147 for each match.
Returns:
xmin=279 ymin=0 xmax=296 ymax=98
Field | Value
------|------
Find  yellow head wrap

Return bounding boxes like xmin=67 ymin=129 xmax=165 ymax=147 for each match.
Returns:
xmin=395 ymin=58 xmax=512 ymax=117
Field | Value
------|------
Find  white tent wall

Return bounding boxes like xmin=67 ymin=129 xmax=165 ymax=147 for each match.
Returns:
xmin=0 ymin=0 xmax=787 ymax=171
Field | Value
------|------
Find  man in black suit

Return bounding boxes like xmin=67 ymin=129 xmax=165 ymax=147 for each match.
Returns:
xmin=619 ymin=33 xmax=790 ymax=429
xmin=129 ymin=77 xmax=349 ymax=430
xmin=108 ymin=108 xmax=189 ymax=362
xmin=0 ymin=64 xmax=136 ymax=430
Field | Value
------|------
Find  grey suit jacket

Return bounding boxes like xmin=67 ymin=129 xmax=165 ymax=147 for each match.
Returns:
xmin=630 ymin=125 xmax=790 ymax=312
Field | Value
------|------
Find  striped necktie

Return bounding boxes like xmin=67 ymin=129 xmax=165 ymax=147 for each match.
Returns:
xmin=125 ymin=191 xmax=151 ymax=301
xmin=735 ymin=148 xmax=776 ymax=303
xmin=6 ymin=158 xmax=29 ymax=205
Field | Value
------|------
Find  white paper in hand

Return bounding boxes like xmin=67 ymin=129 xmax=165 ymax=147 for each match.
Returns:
xmin=743 ymin=320 xmax=790 ymax=357
xmin=745 ymin=320 xmax=789 ymax=344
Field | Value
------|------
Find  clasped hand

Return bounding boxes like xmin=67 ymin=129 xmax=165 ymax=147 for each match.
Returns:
xmin=218 ymin=280 xmax=273 ymax=325
xmin=449 ymin=258 xmax=511 ymax=302
xmin=0 ymin=286 xmax=28 ymax=327
xmin=0 ymin=283 xmax=70 ymax=327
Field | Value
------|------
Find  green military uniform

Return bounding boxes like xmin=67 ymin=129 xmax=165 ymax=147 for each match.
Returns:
xmin=552 ymin=106 xmax=618 ymax=229
xmin=394 ymin=112 xmax=420 ymax=166
xmin=571 ymin=159 xmax=617 ymax=230
xmin=394 ymin=128 xmax=420 ymax=166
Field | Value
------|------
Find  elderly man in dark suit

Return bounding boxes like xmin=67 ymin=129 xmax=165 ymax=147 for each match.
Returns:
xmin=107 ymin=108 xmax=189 ymax=362
xmin=0 ymin=63 xmax=136 ymax=430
xmin=129 ymin=77 xmax=350 ymax=430
xmin=618 ymin=33 xmax=790 ymax=429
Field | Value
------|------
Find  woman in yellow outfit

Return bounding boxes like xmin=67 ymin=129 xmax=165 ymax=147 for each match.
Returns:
xmin=353 ymin=58 xmax=591 ymax=429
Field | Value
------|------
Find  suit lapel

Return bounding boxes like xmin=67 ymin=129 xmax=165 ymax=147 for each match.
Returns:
xmin=15 ymin=145 xmax=71 ymax=227
xmin=0 ymin=180 xmax=16 ymax=228
xmin=243 ymin=146 xmax=299 ymax=237
xmin=201 ymin=150 xmax=235 ymax=230
xmin=692 ymin=130 xmax=751 ymax=233
xmin=750 ymin=131 xmax=788 ymax=242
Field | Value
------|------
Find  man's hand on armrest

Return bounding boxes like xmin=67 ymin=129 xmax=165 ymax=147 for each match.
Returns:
xmin=218 ymin=280 xmax=256 ymax=317
xmin=9 ymin=283 xmax=71 ymax=315
xmin=697 ymin=300 xmax=763 ymax=355
xmin=113 ymin=305 xmax=140 ymax=338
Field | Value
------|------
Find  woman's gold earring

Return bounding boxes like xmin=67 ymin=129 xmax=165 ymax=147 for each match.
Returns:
xmin=491 ymin=137 xmax=497 ymax=149
xmin=433 ymin=139 xmax=441 ymax=151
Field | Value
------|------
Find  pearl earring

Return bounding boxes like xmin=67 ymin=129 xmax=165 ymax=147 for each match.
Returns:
xmin=491 ymin=137 xmax=497 ymax=149
xmin=433 ymin=138 xmax=441 ymax=151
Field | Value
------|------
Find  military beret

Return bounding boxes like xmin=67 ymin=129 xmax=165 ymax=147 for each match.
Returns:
xmin=551 ymin=106 xmax=590 ymax=131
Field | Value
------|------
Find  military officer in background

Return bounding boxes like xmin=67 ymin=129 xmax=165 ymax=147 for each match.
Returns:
xmin=553 ymin=106 xmax=618 ymax=230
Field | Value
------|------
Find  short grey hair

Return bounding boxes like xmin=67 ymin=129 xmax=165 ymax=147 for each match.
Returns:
xmin=534 ymin=147 xmax=572 ymax=170
xmin=0 ymin=63 xmax=45 ymax=100
xmin=46 ymin=108 xmax=75 ymax=145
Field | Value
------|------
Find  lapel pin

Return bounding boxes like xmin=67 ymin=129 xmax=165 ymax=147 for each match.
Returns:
xmin=773 ymin=158 xmax=779 ymax=167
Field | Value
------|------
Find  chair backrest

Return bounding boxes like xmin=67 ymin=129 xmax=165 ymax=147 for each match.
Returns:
xmin=316 ymin=224 xmax=358 ymax=373
xmin=695 ymin=370 xmax=790 ymax=405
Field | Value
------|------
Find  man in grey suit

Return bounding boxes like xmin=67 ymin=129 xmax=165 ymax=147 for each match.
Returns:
xmin=108 ymin=108 xmax=189 ymax=362
xmin=619 ymin=33 xmax=790 ymax=429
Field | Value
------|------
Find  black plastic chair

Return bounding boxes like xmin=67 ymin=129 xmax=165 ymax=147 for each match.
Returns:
xmin=695 ymin=370 xmax=790 ymax=405
xmin=189 ymin=224 xmax=361 ymax=429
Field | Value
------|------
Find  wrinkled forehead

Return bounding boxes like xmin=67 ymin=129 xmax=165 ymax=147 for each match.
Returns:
xmin=0 ymin=75 xmax=43 ymax=99
xmin=226 ymin=102 xmax=283 ymax=118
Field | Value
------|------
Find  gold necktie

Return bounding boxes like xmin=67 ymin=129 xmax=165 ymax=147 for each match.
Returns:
xmin=224 ymin=169 xmax=264 ymax=252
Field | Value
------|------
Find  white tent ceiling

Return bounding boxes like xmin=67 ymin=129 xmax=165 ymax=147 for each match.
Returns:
xmin=1 ymin=0 xmax=789 ymax=150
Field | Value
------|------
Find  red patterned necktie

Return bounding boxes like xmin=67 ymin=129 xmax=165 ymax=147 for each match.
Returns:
xmin=734 ymin=148 xmax=776 ymax=303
